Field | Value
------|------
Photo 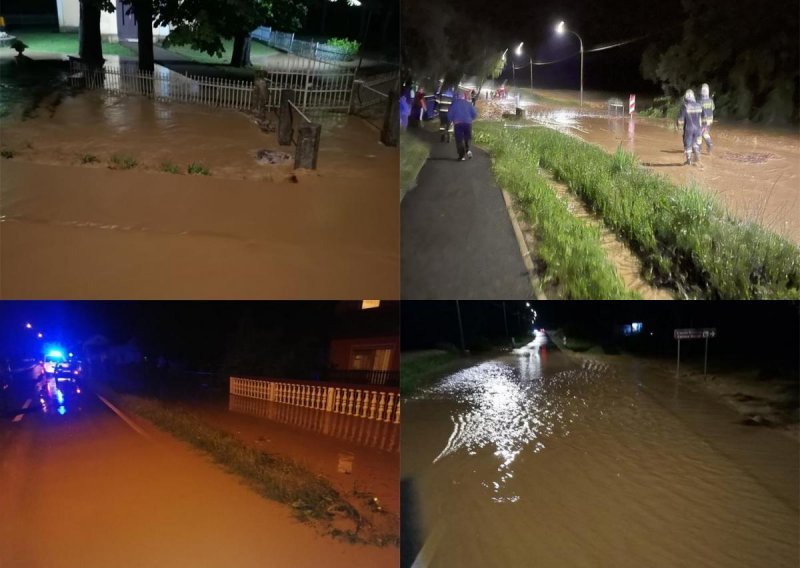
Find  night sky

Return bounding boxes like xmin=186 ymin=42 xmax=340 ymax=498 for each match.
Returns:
xmin=401 ymin=301 xmax=800 ymax=369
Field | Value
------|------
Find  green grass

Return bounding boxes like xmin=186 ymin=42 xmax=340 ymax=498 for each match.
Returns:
xmin=400 ymin=131 xmax=430 ymax=200
xmin=475 ymin=123 xmax=637 ymax=299
xmin=475 ymin=122 xmax=800 ymax=299
xmin=80 ymin=153 xmax=99 ymax=164
xmin=110 ymin=154 xmax=138 ymax=170
xmin=400 ymin=350 xmax=460 ymax=395
xmin=3 ymin=32 xmax=134 ymax=57
xmin=160 ymin=38 xmax=278 ymax=65
xmin=160 ymin=161 xmax=180 ymax=174
xmin=187 ymin=162 xmax=210 ymax=175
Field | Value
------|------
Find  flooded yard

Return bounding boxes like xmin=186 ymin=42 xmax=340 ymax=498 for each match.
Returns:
xmin=402 ymin=336 xmax=799 ymax=567
xmin=0 ymin=58 xmax=398 ymax=298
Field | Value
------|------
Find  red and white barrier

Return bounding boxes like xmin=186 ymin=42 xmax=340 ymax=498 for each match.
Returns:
xmin=629 ymin=94 xmax=636 ymax=114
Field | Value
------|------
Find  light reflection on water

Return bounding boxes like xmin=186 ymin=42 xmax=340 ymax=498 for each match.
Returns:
xmin=424 ymin=346 xmax=609 ymax=502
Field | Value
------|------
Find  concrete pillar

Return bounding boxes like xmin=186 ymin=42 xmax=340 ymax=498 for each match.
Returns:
xmin=295 ymin=123 xmax=321 ymax=169
xmin=278 ymin=89 xmax=295 ymax=145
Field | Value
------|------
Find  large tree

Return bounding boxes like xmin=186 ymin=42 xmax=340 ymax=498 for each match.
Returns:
xmin=79 ymin=0 xmax=114 ymax=65
xmin=156 ymin=0 xmax=308 ymax=68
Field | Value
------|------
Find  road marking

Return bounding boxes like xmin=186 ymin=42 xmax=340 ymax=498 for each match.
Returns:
xmin=12 ymin=414 xmax=24 ymax=422
xmin=22 ymin=398 xmax=32 ymax=410
xmin=96 ymin=395 xmax=150 ymax=439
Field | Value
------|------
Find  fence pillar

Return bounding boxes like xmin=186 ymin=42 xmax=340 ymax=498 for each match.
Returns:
xmin=278 ymin=89 xmax=295 ymax=145
xmin=295 ymin=123 xmax=322 ymax=169
xmin=381 ymin=89 xmax=400 ymax=147
xmin=254 ymin=78 xmax=269 ymax=119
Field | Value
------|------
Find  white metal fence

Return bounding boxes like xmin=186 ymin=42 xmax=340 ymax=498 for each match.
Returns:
xmin=71 ymin=61 xmax=254 ymax=110
xmin=230 ymin=377 xmax=400 ymax=424
xmin=251 ymin=26 xmax=354 ymax=62
xmin=259 ymin=58 xmax=355 ymax=111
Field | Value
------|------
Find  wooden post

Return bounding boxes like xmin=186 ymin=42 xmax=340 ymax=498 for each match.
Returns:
xmin=676 ymin=338 xmax=681 ymax=378
xmin=295 ymin=123 xmax=322 ymax=169
xmin=254 ymin=79 xmax=268 ymax=118
xmin=381 ymin=89 xmax=400 ymax=147
xmin=278 ymin=89 xmax=295 ymax=145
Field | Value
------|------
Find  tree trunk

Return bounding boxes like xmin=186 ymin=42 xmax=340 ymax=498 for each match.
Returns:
xmin=320 ymin=0 xmax=328 ymax=35
xmin=133 ymin=0 xmax=154 ymax=72
xmin=79 ymin=0 xmax=104 ymax=66
xmin=231 ymin=34 xmax=252 ymax=68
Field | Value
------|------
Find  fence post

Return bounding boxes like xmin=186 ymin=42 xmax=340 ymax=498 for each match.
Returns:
xmin=295 ymin=123 xmax=322 ymax=169
xmin=381 ymin=89 xmax=400 ymax=147
xmin=278 ymin=89 xmax=295 ymax=145
xmin=254 ymin=78 xmax=269 ymax=119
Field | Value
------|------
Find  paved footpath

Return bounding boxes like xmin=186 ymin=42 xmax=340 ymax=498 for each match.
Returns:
xmin=401 ymin=125 xmax=534 ymax=299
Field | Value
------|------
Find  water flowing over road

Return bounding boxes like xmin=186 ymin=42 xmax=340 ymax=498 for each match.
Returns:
xmin=402 ymin=334 xmax=799 ymax=567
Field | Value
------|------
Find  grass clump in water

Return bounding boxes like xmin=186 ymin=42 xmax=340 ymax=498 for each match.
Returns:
xmin=161 ymin=161 xmax=180 ymax=174
xmin=188 ymin=162 xmax=210 ymax=175
xmin=80 ymin=153 xmax=99 ymax=164
xmin=110 ymin=154 xmax=138 ymax=170
xmin=475 ymin=122 xmax=800 ymax=299
xmin=1 ymin=149 xmax=15 ymax=159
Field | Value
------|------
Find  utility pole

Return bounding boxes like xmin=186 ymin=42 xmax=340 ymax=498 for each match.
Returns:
xmin=455 ymin=301 xmax=466 ymax=352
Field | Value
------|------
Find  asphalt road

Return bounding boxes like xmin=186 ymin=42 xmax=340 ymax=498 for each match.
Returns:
xmin=401 ymin=125 xmax=534 ymax=299
xmin=0 ymin=379 xmax=396 ymax=568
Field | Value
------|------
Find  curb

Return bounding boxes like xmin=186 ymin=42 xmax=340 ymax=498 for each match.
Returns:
xmin=499 ymin=187 xmax=547 ymax=300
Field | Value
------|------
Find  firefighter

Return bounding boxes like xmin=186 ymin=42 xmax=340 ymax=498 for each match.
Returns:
xmin=676 ymin=89 xmax=703 ymax=165
xmin=697 ymin=83 xmax=715 ymax=154
xmin=436 ymin=86 xmax=454 ymax=142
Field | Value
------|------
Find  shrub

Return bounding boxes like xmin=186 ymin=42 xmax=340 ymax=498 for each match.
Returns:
xmin=80 ymin=153 xmax=99 ymax=164
xmin=325 ymin=38 xmax=360 ymax=57
xmin=1 ymin=149 xmax=15 ymax=159
xmin=10 ymin=39 xmax=28 ymax=56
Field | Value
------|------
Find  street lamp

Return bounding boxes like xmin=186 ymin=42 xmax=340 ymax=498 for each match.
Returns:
xmin=37 ymin=332 xmax=43 ymax=339
xmin=25 ymin=322 xmax=32 ymax=329
xmin=556 ymin=20 xmax=584 ymax=107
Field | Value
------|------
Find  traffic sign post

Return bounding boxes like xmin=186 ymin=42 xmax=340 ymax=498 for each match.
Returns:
xmin=674 ymin=328 xmax=717 ymax=378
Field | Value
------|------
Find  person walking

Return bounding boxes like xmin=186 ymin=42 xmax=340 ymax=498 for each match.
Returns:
xmin=399 ymin=94 xmax=411 ymax=130
xmin=676 ymin=89 xmax=703 ymax=165
xmin=449 ymin=92 xmax=477 ymax=161
xmin=435 ymin=86 xmax=454 ymax=142
xmin=698 ymin=83 xmax=715 ymax=153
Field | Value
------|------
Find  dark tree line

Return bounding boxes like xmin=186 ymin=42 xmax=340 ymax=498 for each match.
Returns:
xmin=640 ymin=0 xmax=798 ymax=123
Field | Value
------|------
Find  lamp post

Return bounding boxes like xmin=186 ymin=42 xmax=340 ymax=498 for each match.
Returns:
xmin=556 ymin=20 xmax=583 ymax=107
xmin=513 ymin=42 xmax=523 ymax=89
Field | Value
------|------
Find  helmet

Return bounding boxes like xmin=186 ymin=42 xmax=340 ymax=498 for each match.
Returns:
xmin=684 ymin=89 xmax=695 ymax=103
xmin=701 ymin=83 xmax=710 ymax=97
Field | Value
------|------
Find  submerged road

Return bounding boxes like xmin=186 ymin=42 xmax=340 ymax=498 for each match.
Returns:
xmin=402 ymin=333 xmax=799 ymax=567
xmin=0 ymin=381 xmax=395 ymax=567
xmin=401 ymin=126 xmax=534 ymax=299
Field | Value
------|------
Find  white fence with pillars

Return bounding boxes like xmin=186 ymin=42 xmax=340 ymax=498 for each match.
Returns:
xmin=229 ymin=377 xmax=400 ymax=424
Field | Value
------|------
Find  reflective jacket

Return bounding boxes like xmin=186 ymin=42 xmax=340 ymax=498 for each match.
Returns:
xmin=677 ymin=100 xmax=703 ymax=132
xmin=699 ymin=96 xmax=715 ymax=124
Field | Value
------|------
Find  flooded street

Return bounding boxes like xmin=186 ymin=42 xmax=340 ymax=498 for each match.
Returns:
xmin=402 ymin=334 xmax=799 ymax=567
xmin=0 ymin=71 xmax=398 ymax=298
xmin=511 ymin=99 xmax=800 ymax=244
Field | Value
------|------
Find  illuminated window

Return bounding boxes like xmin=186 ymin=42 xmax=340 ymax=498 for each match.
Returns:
xmin=361 ymin=300 xmax=381 ymax=310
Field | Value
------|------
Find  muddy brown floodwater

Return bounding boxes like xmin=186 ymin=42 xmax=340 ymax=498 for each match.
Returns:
xmin=0 ymin=89 xmax=398 ymax=298
xmin=402 ymin=335 xmax=799 ymax=567
xmin=518 ymin=103 xmax=800 ymax=245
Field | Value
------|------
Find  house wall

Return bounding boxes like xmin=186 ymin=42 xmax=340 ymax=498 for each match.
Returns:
xmin=329 ymin=336 xmax=400 ymax=372
xmin=58 ymin=0 xmax=169 ymax=40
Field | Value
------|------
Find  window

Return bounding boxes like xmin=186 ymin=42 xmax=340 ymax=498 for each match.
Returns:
xmin=361 ymin=300 xmax=381 ymax=310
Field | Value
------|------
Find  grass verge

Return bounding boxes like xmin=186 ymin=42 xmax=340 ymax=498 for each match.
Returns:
xmin=114 ymin=393 xmax=395 ymax=545
xmin=3 ymin=32 xmax=134 ymax=57
xmin=475 ymin=124 xmax=637 ymax=299
xmin=400 ymin=130 xmax=430 ymax=200
xmin=475 ymin=122 xmax=800 ymax=299
xmin=159 ymin=38 xmax=278 ymax=65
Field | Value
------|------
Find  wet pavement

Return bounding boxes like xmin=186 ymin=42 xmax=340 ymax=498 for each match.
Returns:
xmin=401 ymin=126 xmax=534 ymax=299
xmin=0 ymin=380 xmax=397 ymax=567
xmin=401 ymin=332 xmax=799 ymax=567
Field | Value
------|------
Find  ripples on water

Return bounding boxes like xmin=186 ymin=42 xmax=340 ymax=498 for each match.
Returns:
xmin=422 ymin=355 xmax=611 ymax=502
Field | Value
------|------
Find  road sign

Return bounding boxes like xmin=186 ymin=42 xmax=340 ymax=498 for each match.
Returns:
xmin=674 ymin=328 xmax=717 ymax=378
xmin=674 ymin=328 xmax=717 ymax=340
